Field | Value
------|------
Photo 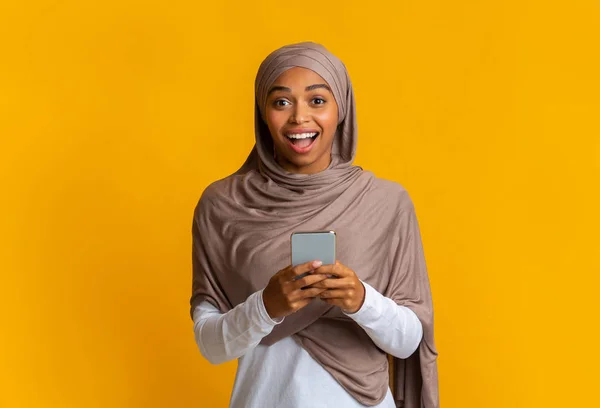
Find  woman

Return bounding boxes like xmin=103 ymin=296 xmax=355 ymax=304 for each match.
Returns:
xmin=190 ymin=42 xmax=438 ymax=408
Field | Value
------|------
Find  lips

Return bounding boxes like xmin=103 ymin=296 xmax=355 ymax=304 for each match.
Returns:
xmin=284 ymin=129 xmax=320 ymax=154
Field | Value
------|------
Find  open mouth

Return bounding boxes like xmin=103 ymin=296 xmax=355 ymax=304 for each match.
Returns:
xmin=285 ymin=132 xmax=320 ymax=153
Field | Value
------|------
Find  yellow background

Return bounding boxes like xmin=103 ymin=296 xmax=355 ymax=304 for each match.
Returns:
xmin=1 ymin=1 xmax=599 ymax=407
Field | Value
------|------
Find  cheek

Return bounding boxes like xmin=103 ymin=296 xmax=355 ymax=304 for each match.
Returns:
xmin=265 ymin=111 xmax=283 ymax=138
xmin=317 ymin=109 xmax=338 ymax=137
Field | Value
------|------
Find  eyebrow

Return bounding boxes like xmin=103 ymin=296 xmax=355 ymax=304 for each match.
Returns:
xmin=267 ymin=83 xmax=332 ymax=96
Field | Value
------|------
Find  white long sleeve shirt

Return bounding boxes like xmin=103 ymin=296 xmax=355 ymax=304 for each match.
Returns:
xmin=193 ymin=281 xmax=423 ymax=408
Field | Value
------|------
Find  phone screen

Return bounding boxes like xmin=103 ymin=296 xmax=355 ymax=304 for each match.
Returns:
xmin=291 ymin=231 xmax=336 ymax=280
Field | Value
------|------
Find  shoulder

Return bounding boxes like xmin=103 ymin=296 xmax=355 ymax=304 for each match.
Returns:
xmin=198 ymin=178 xmax=229 ymax=205
xmin=368 ymin=176 xmax=415 ymax=213
xmin=193 ymin=174 xmax=242 ymax=217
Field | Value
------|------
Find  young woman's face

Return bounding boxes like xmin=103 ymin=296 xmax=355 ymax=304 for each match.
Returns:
xmin=265 ymin=67 xmax=339 ymax=174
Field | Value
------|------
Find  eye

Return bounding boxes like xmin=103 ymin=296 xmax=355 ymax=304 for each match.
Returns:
xmin=274 ymin=99 xmax=290 ymax=107
xmin=312 ymin=97 xmax=326 ymax=105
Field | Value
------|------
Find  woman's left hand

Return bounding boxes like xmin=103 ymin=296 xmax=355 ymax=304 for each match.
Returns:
xmin=308 ymin=261 xmax=366 ymax=314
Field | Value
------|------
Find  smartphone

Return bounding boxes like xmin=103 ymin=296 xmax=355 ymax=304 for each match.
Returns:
xmin=291 ymin=231 xmax=336 ymax=281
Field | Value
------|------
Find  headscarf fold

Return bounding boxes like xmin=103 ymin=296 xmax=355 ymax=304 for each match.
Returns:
xmin=190 ymin=42 xmax=438 ymax=407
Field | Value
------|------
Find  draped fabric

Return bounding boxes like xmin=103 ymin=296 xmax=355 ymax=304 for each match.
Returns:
xmin=190 ymin=42 xmax=438 ymax=407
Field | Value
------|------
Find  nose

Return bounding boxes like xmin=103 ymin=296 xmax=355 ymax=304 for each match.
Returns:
xmin=289 ymin=103 xmax=309 ymax=124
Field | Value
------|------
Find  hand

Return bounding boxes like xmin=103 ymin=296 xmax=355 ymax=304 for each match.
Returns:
xmin=262 ymin=260 xmax=329 ymax=319
xmin=308 ymin=261 xmax=366 ymax=314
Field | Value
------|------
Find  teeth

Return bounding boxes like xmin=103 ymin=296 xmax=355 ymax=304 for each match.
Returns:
xmin=286 ymin=132 xmax=318 ymax=139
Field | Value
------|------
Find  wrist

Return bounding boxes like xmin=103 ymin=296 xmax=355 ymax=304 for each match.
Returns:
xmin=261 ymin=290 xmax=274 ymax=318
xmin=343 ymin=281 xmax=366 ymax=314
xmin=259 ymin=290 xmax=284 ymax=324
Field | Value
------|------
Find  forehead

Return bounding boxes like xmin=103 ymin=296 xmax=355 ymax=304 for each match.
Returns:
xmin=271 ymin=67 xmax=329 ymax=89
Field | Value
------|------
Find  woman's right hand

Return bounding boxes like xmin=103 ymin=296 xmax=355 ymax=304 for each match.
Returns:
xmin=262 ymin=260 xmax=329 ymax=319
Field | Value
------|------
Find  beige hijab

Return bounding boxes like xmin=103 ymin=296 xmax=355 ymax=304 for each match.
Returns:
xmin=190 ymin=42 xmax=438 ymax=407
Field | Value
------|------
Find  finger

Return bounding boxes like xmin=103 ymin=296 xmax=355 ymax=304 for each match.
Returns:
xmin=313 ymin=261 xmax=348 ymax=278
xmin=318 ymin=289 xmax=349 ymax=299
xmin=320 ymin=297 xmax=343 ymax=308
xmin=290 ymin=287 xmax=327 ymax=301
xmin=311 ymin=264 xmax=334 ymax=275
xmin=290 ymin=297 xmax=316 ymax=311
xmin=309 ymin=277 xmax=354 ymax=290
xmin=275 ymin=265 xmax=293 ymax=279
xmin=284 ymin=260 xmax=323 ymax=281
xmin=319 ymin=296 xmax=357 ymax=313
xmin=292 ymin=273 xmax=329 ymax=290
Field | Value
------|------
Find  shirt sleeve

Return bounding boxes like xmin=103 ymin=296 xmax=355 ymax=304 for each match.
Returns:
xmin=344 ymin=280 xmax=423 ymax=359
xmin=193 ymin=289 xmax=284 ymax=365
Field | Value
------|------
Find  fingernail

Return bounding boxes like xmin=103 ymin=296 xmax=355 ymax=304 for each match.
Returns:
xmin=312 ymin=260 xmax=322 ymax=268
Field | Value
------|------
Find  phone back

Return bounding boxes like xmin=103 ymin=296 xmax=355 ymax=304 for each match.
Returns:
xmin=291 ymin=231 xmax=336 ymax=266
